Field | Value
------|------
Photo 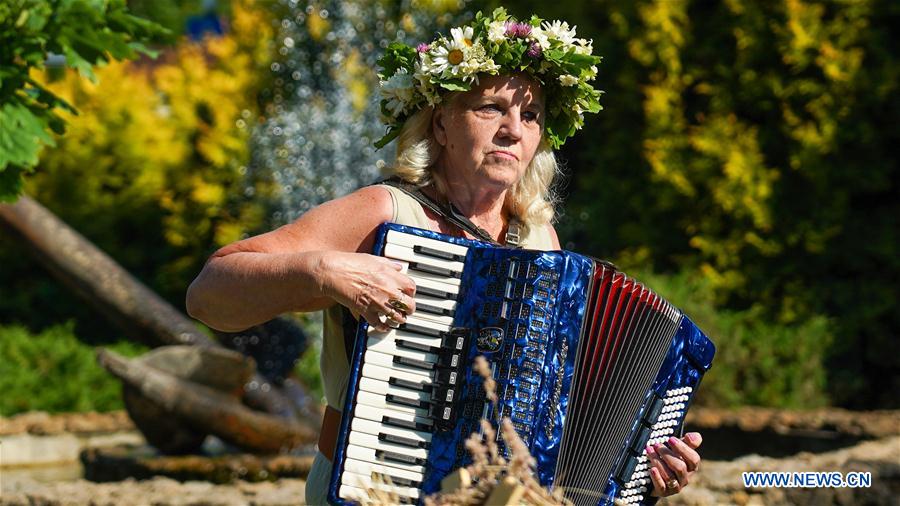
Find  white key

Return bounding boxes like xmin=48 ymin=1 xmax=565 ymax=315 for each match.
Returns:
xmin=353 ymin=403 xmax=433 ymax=430
xmin=343 ymin=457 xmax=424 ymax=483
xmin=355 ymin=390 xmax=430 ymax=418
xmin=358 ymin=377 xmax=431 ymax=402
xmin=339 ymin=484 xmax=415 ymax=504
xmin=366 ymin=335 xmax=439 ymax=363
xmin=386 ymin=230 xmax=468 ymax=257
xmin=396 ymin=260 xmax=461 ymax=287
xmin=338 ymin=484 xmax=371 ymax=503
xmin=367 ymin=328 xmax=445 ymax=350
xmin=339 ymin=483 xmax=415 ymax=504
xmin=341 ymin=471 xmax=420 ymax=499
xmin=347 ymin=431 xmax=428 ymax=459
xmin=361 ymin=363 xmax=433 ymax=385
xmin=401 ymin=314 xmax=451 ymax=332
xmin=413 ymin=294 xmax=457 ymax=310
xmin=363 ymin=350 xmax=434 ymax=375
xmin=384 ymin=243 xmax=465 ymax=274
xmin=409 ymin=275 xmax=460 ymax=299
xmin=345 ymin=444 xmax=425 ymax=474
xmin=350 ymin=417 xmax=432 ymax=445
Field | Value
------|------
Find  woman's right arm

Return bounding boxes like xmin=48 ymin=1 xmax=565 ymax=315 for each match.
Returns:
xmin=185 ymin=186 xmax=416 ymax=332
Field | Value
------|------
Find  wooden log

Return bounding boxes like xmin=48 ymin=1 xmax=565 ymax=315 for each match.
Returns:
xmin=0 ymin=196 xmax=213 ymax=348
xmin=97 ymin=348 xmax=317 ymax=452
xmin=0 ymin=196 xmax=317 ymax=427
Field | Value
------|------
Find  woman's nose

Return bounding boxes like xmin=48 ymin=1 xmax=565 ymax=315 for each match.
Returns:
xmin=498 ymin=110 xmax=523 ymax=140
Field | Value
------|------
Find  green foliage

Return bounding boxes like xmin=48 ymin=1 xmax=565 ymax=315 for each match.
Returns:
xmin=0 ymin=322 xmax=147 ymax=416
xmin=633 ymin=268 xmax=832 ymax=408
xmin=0 ymin=0 xmax=167 ymax=201
xmin=0 ymin=0 xmax=276 ymax=335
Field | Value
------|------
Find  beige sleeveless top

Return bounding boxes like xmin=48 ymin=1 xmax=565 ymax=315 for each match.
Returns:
xmin=319 ymin=185 xmax=556 ymax=408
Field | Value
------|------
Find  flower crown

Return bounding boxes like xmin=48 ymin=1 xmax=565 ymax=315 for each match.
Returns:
xmin=374 ymin=8 xmax=603 ymax=150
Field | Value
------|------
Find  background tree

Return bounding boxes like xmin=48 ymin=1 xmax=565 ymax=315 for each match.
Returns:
xmin=0 ymin=0 xmax=167 ymax=201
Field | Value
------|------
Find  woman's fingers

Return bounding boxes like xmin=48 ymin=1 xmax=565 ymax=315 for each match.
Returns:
xmin=683 ymin=432 xmax=703 ymax=449
xmin=648 ymin=466 xmax=667 ymax=497
xmin=667 ymin=435 xmax=701 ymax=472
xmin=656 ymin=443 xmax=690 ymax=486
xmin=646 ymin=444 xmax=674 ymax=496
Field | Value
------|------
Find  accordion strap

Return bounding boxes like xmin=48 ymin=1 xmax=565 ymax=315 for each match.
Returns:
xmin=378 ymin=177 xmax=522 ymax=247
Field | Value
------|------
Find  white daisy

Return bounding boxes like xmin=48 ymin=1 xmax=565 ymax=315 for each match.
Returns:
xmin=450 ymin=26 xmax=475 ymax=48
xmin=421 ymin=44 xmax=450 ymax=76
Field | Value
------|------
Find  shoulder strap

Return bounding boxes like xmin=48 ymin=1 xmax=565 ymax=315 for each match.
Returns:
xmin=379 ymin=177 xmax=521 ymax=247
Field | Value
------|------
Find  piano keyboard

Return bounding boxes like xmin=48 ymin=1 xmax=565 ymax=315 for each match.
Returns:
xmin=337 ymin=230 xmax=472 ymax=502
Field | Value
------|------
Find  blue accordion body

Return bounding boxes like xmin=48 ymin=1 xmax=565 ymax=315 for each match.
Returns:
xmin=328 ymin=223 xmax=715 ymax=505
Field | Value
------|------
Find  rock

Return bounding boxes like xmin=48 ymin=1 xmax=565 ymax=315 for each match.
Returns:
xmin=0 ymin=476 xmax=308 ymax=506
xmin=80 ymin=445 xmax=315 ymax=484
xmin=0 ymin=411 xmax=134 ymax=437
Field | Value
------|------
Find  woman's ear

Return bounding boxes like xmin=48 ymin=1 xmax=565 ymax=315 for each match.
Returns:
xmin=432 ymin=107 xmax=447 ymax=147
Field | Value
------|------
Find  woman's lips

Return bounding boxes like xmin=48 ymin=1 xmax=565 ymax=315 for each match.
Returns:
xmin=489 ymin=150 xmax=518 ymax=161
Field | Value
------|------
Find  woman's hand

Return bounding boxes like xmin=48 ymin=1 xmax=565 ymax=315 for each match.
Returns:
xmin=647 ymin=432 xmax=703 ymax=498
xmin=319 ymin=251 xmax=417 ymax=331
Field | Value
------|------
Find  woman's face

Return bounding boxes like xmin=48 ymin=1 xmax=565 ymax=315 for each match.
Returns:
xmin=432 ymin=73 xmax=545 ymax=192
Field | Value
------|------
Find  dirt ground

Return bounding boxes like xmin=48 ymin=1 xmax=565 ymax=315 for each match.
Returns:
xmin=2 ymin=409 xmax=898 ymax=505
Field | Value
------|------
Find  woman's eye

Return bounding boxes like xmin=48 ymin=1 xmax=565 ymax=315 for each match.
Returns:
xmin=480 ymin=104 xmax=502 ymax=112
xmin=523 ymin=111 xmax=539 ymax=122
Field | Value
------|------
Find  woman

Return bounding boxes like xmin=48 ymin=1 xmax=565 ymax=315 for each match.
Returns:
xmin=187 ymin=8 xmax=701 ymax=504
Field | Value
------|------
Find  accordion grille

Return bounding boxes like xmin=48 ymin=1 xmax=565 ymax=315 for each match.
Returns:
xmin=554 ymin=265 xmax=681 ymax=505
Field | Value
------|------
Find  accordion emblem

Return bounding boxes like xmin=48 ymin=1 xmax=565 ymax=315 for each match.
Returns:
xmin=328 ymin=223 xmax=716 ymax=505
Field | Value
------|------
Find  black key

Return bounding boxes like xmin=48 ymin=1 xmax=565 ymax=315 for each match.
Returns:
xmin=399 ymin=323 xmax=445 ymax=339
xmin=396 ymin=339 xmax=438 ymax=354
xmin=387 ymin=393 xmax=431 ymax=409
xmin=413 ymin=245 xmax=465 ymax=262
xmin=383 ymin=415 xmax=432 ymax=431
xmin=376 ymin=449 xmax=426 ymax=467
xmin=417 ymin=302 xmax=455 ymax=317
xmin=389 ymin=377 xmax=432 ymax=392
xmin=379 ymin=432 xmax=430 ymax=449
xmin=394 ymin=355 xmax=435 ymax=371
xmin=409 ymin=261 xmax=460 ymax=279
xmin=416 ymin=285 xmax=455 ymax=300
xmin=375 ymin=475 xmax=421 ymax=488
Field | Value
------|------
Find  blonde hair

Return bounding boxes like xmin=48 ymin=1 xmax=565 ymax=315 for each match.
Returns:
xmin=387 ymin=95 xmax=560 ymax=236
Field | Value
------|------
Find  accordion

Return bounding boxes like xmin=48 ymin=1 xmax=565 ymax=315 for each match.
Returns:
xmin=328 ymin=223 xmax=715 ymax=505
